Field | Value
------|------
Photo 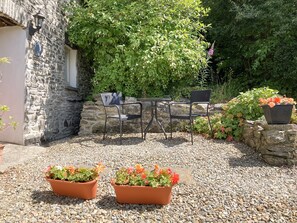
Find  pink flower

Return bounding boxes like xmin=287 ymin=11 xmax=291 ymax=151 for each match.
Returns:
xmin=226 ymin=135 xmax=233 ymax=142
xmin=167 ymin=168 xmax=172 ymax=174
xmin=127 ymin=167 xmax=134 ymax=174
xmin=208 ymin=42 xmax=215 ymax=57
xmin=45 ymin=165 xmax=52 ymax=173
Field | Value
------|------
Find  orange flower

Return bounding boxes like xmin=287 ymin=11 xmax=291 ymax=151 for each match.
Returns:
xmin=274 ymin=97 xmax=281 ymax=103
xmin=259 ymin=98 xmax=267 ymax=104
xmin=141 ymin=173 xmax=147 ymax=179
xmin=95 ymin=163 xmax=105 ymax=174
xmin=114 ymin=164 xmax=180 ymax=187
xmin=268 ymin=102 xmax=275 ymax=108
xmin=67 ymin=166 xmax=76 ymax=175
xmin=259 ymin=96 xmax=296 ymax=107
xmin=135 ymin=164 xmax=144 ymax=173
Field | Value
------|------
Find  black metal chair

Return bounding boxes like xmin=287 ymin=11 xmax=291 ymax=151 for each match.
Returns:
xmin=168 ymin=90 xmax=213 ymax=144
xmin=100 ymin=92 xmax=143 ymax=144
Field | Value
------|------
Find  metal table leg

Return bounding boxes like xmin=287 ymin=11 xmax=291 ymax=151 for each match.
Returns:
xmin=144 ymin=101 xmax=167 ymax=139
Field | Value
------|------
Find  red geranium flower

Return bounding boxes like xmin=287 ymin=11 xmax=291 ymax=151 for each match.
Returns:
xmin=171 ymin=173 xmax=180 ymax=185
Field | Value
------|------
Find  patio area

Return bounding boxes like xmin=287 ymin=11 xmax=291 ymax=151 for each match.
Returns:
xmin=0 ymin=133 xmax=296 ymax=222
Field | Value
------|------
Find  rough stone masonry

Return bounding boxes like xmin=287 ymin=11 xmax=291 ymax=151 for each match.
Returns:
xmin=0 ymin=0 xmax=92 ymax=145
xmin=243 ymin=120 xmax=297 ymax=166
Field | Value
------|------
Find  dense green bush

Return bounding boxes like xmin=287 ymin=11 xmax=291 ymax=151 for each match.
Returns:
xmin=203 ymin=0 xmax=297 ymax=99
xmin=194 ymin=87 xmax=279 ymax=140
xmin=66 ymin=0 xmax=210 ymax=97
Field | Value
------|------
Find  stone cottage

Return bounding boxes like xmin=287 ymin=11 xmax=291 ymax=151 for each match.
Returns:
xmin=0 ymin=0 xmax=92 ymax=145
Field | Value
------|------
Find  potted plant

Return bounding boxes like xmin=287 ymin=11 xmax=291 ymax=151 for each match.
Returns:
xmin=45 ymin=163 xmax=105 ymax=199
xmin=0 ymin=57 xmax=17 ymax=164
xmin=0 ymin=105 xmax=17 ymax=163
xmin=111 ymin=164 xmax=180 ymax=205
xmin=259 ymin=96 xmax=296 ymax=124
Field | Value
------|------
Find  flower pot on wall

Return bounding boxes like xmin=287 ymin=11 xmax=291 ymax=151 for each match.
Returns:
xmin=0 ymin=144 xmax=4 ymax=164
xmin=46 ymin=178 xmax=98 ymax=200
xmin=111 ymin=181 xmax=173 ymax=205
xmin=261 ymin=104 xmax=293 ymax=124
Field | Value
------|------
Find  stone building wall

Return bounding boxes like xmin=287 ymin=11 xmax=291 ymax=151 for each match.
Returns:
xmin=242 ymin=120 xmax=297 ymax=166
xmin=0 ymin=0 xmax=93 ymax=145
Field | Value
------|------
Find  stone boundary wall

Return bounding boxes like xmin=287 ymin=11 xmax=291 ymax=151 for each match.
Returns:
xmin=79 ymin=96 xmax=223 ymax=136
xmin=242 ymin=120 xmax=297 ymax=166
xmin=79 ymin=96 xmax=172 ymax=136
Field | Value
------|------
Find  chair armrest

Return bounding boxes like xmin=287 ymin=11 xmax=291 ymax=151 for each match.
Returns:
xmin=191 ymin=102 xmax=210 ymax=105
xmin=168 ymin=101 xmax=190 ymax=116
xmin=122 ymin=102 xmax=143 ymax=106
xmin=102 ymin=104 xmax=122 ymax=116
xmin=121 ymin=102 xmax=143 ymax=115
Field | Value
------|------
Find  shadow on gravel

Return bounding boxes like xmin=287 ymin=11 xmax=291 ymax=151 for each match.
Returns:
xmin=65 ymin=135 xmax=144 ymax=146
xmin=94 ymin=137 xmax=144 ymax=146
xmin=96 ymin=195 xmax=163 ymax=211
xmin=31 ymin=190 xmax=85 ymax=205
xmin=228 ymin=142 xmax=268 ymax=168
xmin=156 ymin=137 xmax=188 ymax=147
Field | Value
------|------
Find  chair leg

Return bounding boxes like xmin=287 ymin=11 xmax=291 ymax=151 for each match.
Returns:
xmin=190 ymin=118 xmax=193 ymax=145
xmin=140 ymin=117 xmax=144 ymax=139
xmin=207 ymin=115 xmax=213 ymax=137
xmin=119 ymin=120 xmax=123 ymax=145
xmin=103 ymin=118 xmax=107 ymax=140
xmin=170 ymin=117 xmax=173 ymax=139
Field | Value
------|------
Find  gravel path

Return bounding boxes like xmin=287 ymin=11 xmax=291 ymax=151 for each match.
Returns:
xmin=0 ymin=133 xmax=296 ymax=222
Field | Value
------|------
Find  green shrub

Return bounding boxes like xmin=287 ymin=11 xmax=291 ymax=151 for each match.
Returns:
xmin=194 ymin=87 xmax=279 ymax=140
xmin=210 ymin=70 xmax=242 ymax=103
xmin=291 ymin=108 xmax=297 ymax=124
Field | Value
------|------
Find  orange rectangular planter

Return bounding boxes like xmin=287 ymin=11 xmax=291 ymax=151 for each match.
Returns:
xmin=46 ymin=178 xmax=98 ymax=200
xmin=111 ymin=181 xmax=172 ymax=205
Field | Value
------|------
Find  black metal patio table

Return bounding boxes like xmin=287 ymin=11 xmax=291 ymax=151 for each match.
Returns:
xmin=137 ymin=97 xmax=171 ymax=139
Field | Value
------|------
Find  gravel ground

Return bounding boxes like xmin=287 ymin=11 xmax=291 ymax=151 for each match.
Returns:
xmin=0 ymin=133 xmax=296 ymax=223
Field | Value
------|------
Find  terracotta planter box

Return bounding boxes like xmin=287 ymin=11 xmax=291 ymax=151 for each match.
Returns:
xmin=46 ymin=178 xmax=98 ymax=200
xmin=111 ymin=181 xmax=173 ymax=205
xmin=262 ymin=104 xmax=293 ymax=124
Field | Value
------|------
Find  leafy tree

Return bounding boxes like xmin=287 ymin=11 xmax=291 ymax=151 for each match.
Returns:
xmin=66 ymin=0 xmax=210 ymax=97
xmin=203 ymin=0 xmax=297 ymax=98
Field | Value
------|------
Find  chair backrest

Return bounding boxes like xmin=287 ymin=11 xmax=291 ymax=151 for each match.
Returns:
xmin=100 ymin=92 xmax=123 ymax=106
xmin=190 ymin=90 xmax=211 ymax=103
